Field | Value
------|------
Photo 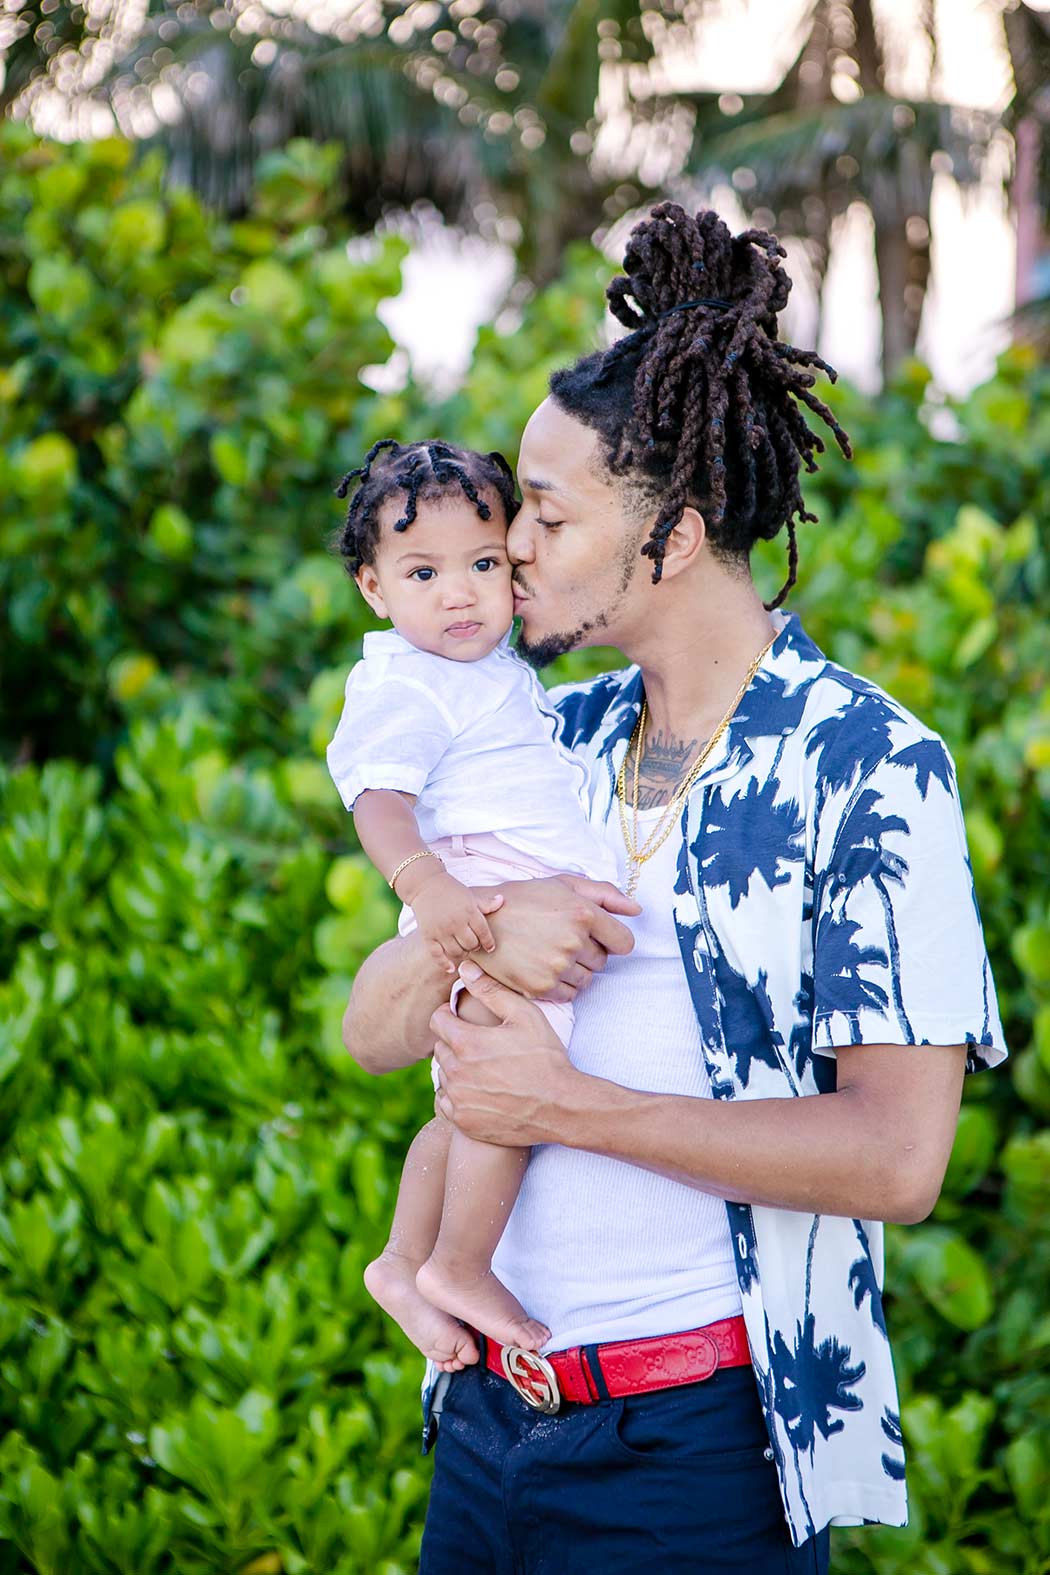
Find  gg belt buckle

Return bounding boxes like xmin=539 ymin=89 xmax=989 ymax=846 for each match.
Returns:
xmin=500 ymin=1345 xmax=561 ymax=1414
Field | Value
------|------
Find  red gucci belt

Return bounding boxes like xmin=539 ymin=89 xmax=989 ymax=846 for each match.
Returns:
xmin=480 ymin=1313 xmax=751 ymax=1416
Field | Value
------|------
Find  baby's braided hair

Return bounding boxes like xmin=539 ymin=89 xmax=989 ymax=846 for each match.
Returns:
xmin=333 ymin=439 xmax=519 ymax=575
xmin=550 ymin=203 xmax=853 ymax=608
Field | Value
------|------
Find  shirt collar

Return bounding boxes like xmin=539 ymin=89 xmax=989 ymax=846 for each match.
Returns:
xmin=361 ymin=627 xmax=416 ymax=658
xmin=726 ymin=609 xmax=826 ymax=744
xmin=361 ymin=624 xmax=515 ymax=660
xmin=595 ymin=610 xmax=827 ymax=787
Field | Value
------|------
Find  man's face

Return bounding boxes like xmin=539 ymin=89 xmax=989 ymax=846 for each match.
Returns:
xmin=509 ymin=399 xmax=648 ymax=669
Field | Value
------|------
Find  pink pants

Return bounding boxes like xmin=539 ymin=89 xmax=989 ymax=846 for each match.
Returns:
xmin=397 ymin=832 xmax=576 ymax=1091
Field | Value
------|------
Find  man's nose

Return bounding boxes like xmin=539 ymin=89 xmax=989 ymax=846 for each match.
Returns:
xmin=506 ymin=511 xmax=535 ymax=566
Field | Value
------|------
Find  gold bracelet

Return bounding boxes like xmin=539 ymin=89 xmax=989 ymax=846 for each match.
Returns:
xmin=389 ymin=849 xmax=442 ymax=895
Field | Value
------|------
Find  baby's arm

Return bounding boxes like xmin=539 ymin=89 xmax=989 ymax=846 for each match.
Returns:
xmin=352 ymin=789 xmax=503 ymax=971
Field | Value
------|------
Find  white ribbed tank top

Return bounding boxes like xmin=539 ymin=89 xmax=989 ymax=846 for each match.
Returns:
xmin=490 ymin=800 xmax=742 ymax=1355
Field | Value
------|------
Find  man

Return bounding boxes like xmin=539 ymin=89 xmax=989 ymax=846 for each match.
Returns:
xmin=343 ymin=204 xmax=1006 ymax=1572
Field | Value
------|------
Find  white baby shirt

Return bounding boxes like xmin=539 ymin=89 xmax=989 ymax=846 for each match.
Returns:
xmin=326 ymin=627 xmax=618 ymax=883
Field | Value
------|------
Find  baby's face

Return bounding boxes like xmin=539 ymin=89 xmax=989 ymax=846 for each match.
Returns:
xmin=356 ymin=491 xmax=514 ymax=662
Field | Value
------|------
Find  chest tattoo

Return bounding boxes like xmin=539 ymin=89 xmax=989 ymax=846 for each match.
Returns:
xmin=635 ymin=727 xmax=701 ymax=810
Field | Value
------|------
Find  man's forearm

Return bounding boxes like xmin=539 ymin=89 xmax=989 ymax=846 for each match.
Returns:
xmin=343 ymin=929 xmax=451 ymax=1075
xmin=549 ymin=1071 xmax=943 ymax=1226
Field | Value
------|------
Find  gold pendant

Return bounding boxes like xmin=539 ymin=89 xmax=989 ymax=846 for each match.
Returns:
xmin=625 ymin=860 xmax=640 ymax=899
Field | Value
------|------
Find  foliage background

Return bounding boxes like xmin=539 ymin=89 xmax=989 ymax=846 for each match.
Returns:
xmin=1 ymin=126 xmax=1049 ymax=1574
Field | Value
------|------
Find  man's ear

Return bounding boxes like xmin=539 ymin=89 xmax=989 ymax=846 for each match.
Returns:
xmin=654 ymin=504 xmax=707 ymax=582
xmin=355 ymin=564 xmax=389 ymax=621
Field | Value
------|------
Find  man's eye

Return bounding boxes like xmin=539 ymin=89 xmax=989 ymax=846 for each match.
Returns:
xmin=473 ymin=558 xmax=500 ymax=572
xmin=409 ymin=567 xmax=435 ymax=581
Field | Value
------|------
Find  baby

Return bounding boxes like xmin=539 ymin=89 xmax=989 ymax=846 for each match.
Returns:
xmin=325 ymin=437 xmax=620 ymax=1374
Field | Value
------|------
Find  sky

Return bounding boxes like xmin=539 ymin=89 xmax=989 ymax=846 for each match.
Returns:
xmin=381 ymin=0 xmax=1031 ymax=399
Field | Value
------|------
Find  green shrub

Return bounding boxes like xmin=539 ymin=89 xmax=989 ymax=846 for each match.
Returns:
xmin=2 ymin=122 xmax=1049 ymax=1571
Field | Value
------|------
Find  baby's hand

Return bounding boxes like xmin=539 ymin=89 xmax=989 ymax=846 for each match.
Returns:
xmin=409 ymin=871 xmax=504 ymax=972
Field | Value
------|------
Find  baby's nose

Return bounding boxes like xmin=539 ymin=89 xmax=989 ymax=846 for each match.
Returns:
xmin=442 ymin=579 xmax=475 ymax=607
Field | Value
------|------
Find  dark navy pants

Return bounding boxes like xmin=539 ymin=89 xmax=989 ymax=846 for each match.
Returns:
xmin=418 ymin=1340 xmax=830 ymax=1574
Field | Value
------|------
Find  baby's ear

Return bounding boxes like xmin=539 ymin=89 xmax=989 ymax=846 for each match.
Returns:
xmin=355 ymin=563 xmax=388 ymax=620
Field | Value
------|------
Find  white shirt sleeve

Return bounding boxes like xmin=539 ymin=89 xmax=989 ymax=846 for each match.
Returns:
xmin=326 ymin=671 xmax=457 ymax=812
xmin=810 ymin=738 xmax=1006 ymax=1071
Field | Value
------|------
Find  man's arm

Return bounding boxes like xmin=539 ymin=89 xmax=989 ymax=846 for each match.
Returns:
xmin=551 ymin=1041 xmax=966 ymax=1225
xmin=344 ymin=875 xmax=640 ymax=1076
xmin=430 ymin=969 xmax=967 ymax=1225
xmin=343 ymin=926 xmax=454 ymax=1075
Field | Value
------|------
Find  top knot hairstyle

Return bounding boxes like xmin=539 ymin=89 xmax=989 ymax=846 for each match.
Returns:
xmin=332 ymin=439 xmax=519 ymax=575
xmin=549 ymin=203 xmax=853 ymax=609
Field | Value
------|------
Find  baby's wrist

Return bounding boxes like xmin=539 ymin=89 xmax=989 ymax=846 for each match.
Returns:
xmin=396 ymin=855 xmax=448 ymax=905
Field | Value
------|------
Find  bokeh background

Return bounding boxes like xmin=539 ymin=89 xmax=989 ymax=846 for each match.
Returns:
xmin=1 ymin=3 xmax=1049 ymax=1572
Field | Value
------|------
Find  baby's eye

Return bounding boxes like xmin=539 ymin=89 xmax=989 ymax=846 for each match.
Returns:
xmin=409 ymin=567 xmax=435 ymax=582
xmin=473 ymin=557 xmax=501 ymax=573
xmin=535 ymin=518 xmax=564 ymax=530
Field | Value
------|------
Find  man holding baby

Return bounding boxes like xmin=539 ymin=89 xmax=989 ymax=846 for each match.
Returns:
xmin=341 ymin=204 xmax=1007 ymax=1574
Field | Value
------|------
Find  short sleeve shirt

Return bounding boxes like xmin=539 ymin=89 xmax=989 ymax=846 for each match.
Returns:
xmin=326 ymin=627 xmax=617 ymax=882
xmin=417 ymin=608 xmax=1007 ymax=1547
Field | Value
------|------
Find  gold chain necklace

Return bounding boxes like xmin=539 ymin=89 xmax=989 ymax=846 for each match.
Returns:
xmin=616 ymin=634 xmax=777 ymax=899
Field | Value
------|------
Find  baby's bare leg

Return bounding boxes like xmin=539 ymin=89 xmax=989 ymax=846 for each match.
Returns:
xmin=415 ymin=990 xmax=550 ymax=1351
xmin=384 ymin=1112 xmax=451 ymax=1263
xmin=363 ymin=1114 xmax=480 ymax=1371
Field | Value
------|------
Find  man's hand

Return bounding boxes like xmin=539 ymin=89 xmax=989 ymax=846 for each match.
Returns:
xmin=343 ymin=872 xmax=638 ymax=1077
xmin=479 ymin=875 xmax=640 ymax=1002
xmin=431 ymin=980 xmax=970 ymax=1217
xmin=431 ymin=963 xmax=583 ymax=1145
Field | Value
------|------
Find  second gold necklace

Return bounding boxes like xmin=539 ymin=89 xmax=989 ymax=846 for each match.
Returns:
xmin=616 ymin=634 xmax=776 ymax=899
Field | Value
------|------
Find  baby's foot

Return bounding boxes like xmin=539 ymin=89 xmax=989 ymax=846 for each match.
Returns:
xmin=364 ymin=1250 xmax=480 ymax=1371
xmin=415 ymin=1254 xmax=550 ymax=1352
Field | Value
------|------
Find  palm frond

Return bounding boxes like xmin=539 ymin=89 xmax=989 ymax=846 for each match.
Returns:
xmin=686 ymin=94 xmax=997 ymax=217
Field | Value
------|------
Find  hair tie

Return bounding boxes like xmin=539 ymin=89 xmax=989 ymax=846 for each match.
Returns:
xmin=659 ymin=296 xmax=733 ymax=318
xmin=612 ymin=296 xmax=732 ymax=345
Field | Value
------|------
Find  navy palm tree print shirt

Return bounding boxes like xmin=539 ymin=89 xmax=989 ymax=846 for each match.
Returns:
xmin=419 ymin=608 xmax=1007 ymax=1546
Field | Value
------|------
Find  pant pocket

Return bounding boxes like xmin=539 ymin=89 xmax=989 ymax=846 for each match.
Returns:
xmin=607 ymin=1370 xmax=772 ymax=1467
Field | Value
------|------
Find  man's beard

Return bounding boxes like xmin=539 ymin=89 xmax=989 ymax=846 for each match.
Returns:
xmin=513 ymin=536 xmax=641 ymax=670
xmin=514 ymin=622 xmax=588 ymax=670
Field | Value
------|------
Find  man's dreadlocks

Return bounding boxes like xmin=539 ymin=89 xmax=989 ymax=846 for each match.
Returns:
xmin=549 ymin=202 xmax=853 ymax=609
xmin=332 ymin=439 xmax=519 ymax=575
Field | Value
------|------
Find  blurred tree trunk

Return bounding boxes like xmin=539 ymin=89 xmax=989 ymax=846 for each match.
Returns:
xmin=672 ymin=0 xmax=989 ymax=385
xmin=1003 ymin=1 xmax=1050 ymax=351
xmin=872 ymin=219 xmax=917 ymax=379
xmin=850 ymin=0 xmax=929 ymax=381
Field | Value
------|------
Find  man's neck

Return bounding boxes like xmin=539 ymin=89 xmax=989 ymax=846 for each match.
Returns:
xmin=620 ymin=575 xmax=779 ymax=810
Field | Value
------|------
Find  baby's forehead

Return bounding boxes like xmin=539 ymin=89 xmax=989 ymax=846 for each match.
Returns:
xmin=374 ymin=485 xmax=509 ymax=549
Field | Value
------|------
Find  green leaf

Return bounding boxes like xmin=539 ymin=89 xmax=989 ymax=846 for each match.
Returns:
xmin=1004 ymin=1433 xmax=1050 ymax=1522
xmin=210 ymin=432 xmax=250 ymax=487
xmin=1003 ymin=1131 xmax=1050 ymax=1199
xmin=910 ymin=1228 xmax=993 ymax=1330
xmin=11 ymin=433 xmax=78 ymax=499
xmin=1013 ymin=923 xmax=1050 ymax=986
xmin=952 ymin=614 xmax=997 ymax=671
xmin=240 ymin=259 xmax=305 ymax=323
xmin=148 ymin=503 xmax=195 ymax=560
xmin=941 ymin=1392 xmax=994 ymax=1477
xmin=942 ymin=1105 xmax=997 ymax=1196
